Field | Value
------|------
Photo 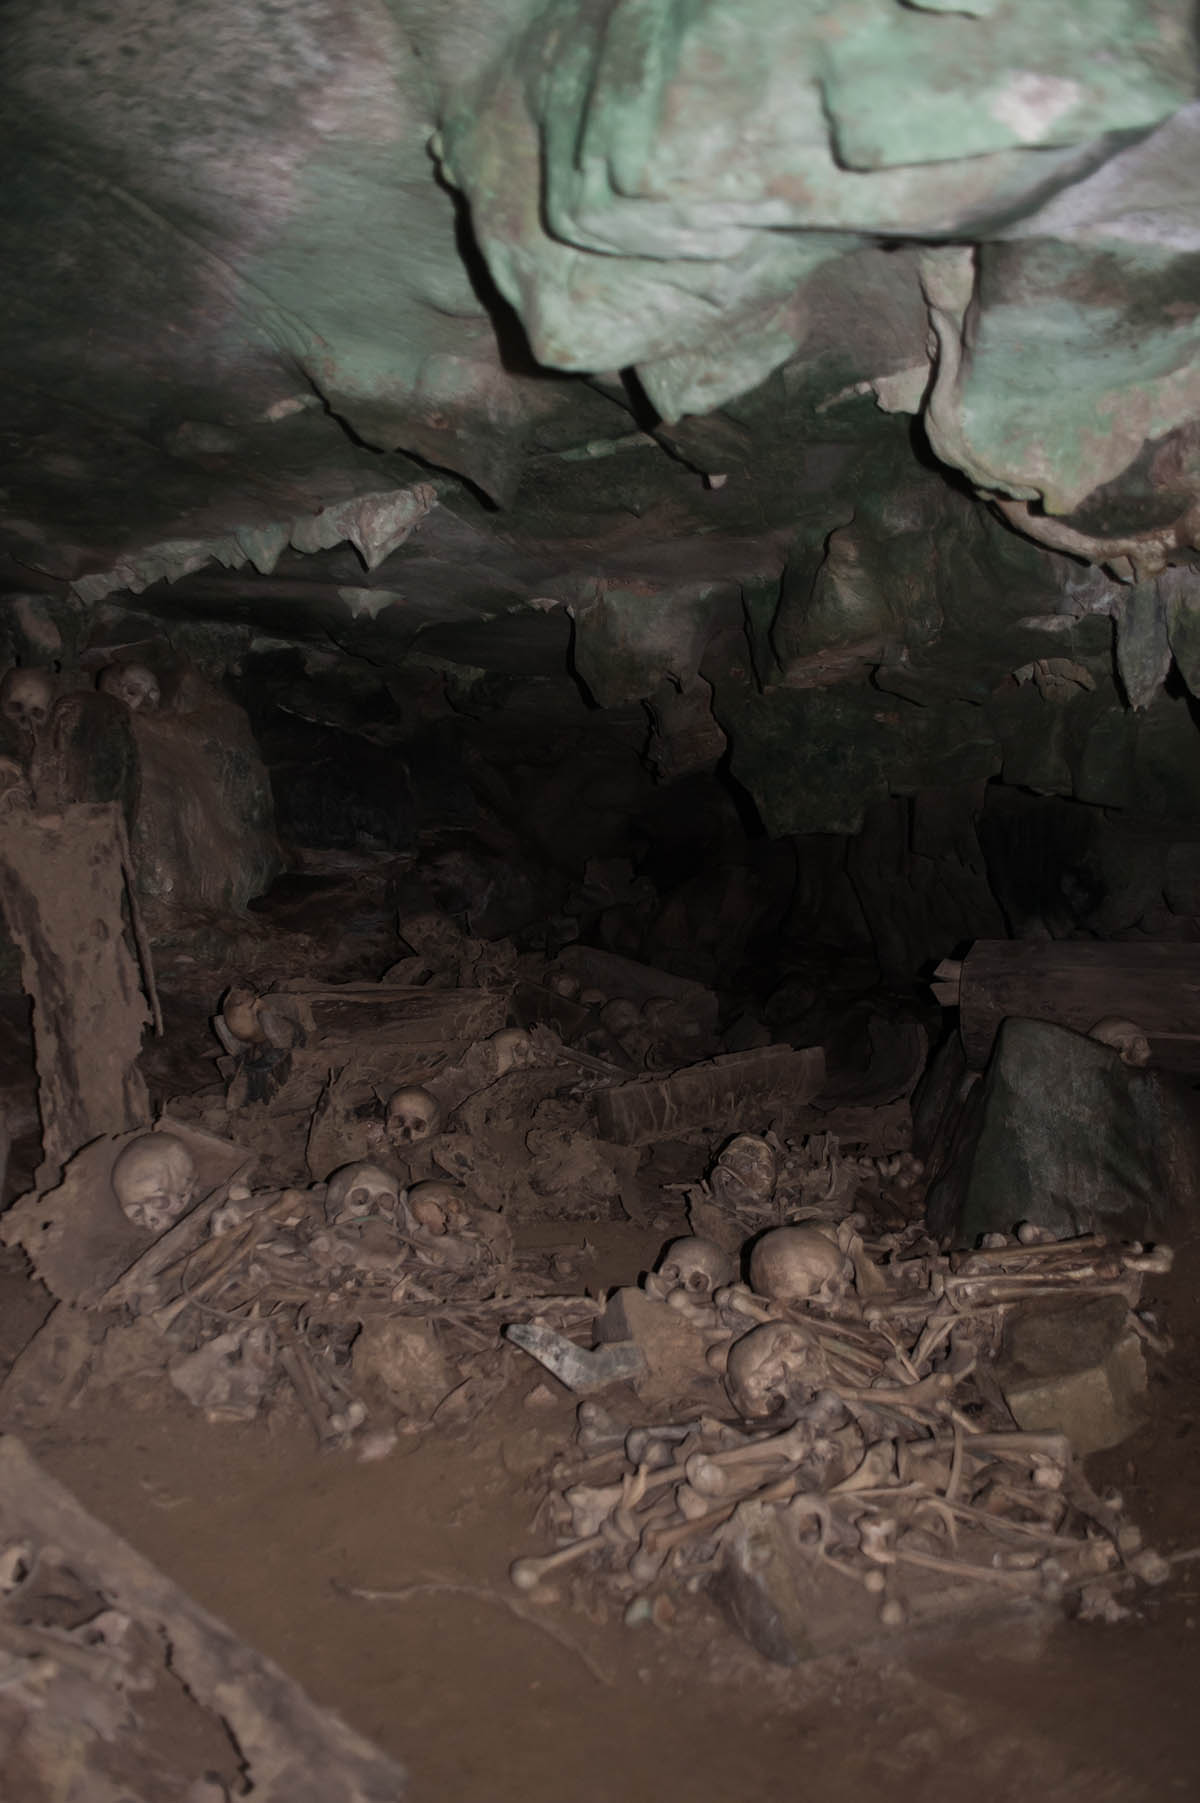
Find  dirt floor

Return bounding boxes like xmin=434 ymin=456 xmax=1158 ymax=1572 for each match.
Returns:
xmin=0 ymin=1217 xmax=1193 ymax=1803
xmin=1 ymin=949 xmax=1199 ymax=1803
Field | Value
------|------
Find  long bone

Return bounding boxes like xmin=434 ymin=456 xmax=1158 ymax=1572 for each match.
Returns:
xmin=278 ymin=1340 xmax=341 ymax=1448
xmin=684 ymin=1421 xmax=820 ymax=1497
xmin=511 ymin=1533 xmax=607 ymax=1591
xmin=628 ymin=1470 xmax=801 ymax=1586
xmin=837 ymin=1369 xmax=958 ymax=1414
xmin=949 ymin=1234 xmax=1108 ymax=1273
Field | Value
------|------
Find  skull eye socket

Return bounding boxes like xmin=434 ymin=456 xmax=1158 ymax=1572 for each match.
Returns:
xmin=686 ymin=1271 xmax=710 ymax=1292
xmin=347 ymin=1186 xmax=370 ymax=1211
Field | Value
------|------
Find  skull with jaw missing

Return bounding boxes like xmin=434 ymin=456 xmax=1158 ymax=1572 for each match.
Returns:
xmin=385 ymin=1085 xmax=443 ymax=1152
xmin=1 ymin=668 xmax=54 ymax=749
xmin=111 ymin=1132 xmax=196 ymax=1235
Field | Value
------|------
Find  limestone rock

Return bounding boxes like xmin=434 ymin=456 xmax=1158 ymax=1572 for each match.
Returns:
xmin=996 ymin=1295 xmax=1147 ymax=1457
xmin=352 ymin=1316 xmax=456 ymax=1420
xmin=594 ymin=1287 xmax=718 ymax=1405
xmin=926 ymin=1017 xmax=1200 ymax=1245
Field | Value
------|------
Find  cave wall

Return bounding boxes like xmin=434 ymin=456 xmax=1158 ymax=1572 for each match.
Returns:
xmin=1 ymin=1 xmax=1199 ymax=993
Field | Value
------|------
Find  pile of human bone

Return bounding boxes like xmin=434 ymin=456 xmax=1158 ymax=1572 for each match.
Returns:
xmin=506 ymin=1208 xmax=1174 ymax=1651
xmin=1 ymin=892 xmax=1190 ymax=1657
xmin=0 ymin=910 xmax=835 ymax=1450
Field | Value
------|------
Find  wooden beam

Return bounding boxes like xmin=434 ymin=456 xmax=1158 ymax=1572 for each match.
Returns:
xmin=592 ymin=1045 xmax=825 ymax=1146
xmin=955 ymin=940 xmax=1200 ymax=1071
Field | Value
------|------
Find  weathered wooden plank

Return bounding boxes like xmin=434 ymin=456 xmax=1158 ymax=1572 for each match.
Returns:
xmin=0 ymin=1436 xmax=407 ymax=1801
xmin=957 ymin=940 xmax=1200 ymax=1070
xmin=261 ymin=982 xmax=509 ymax=1047
xmin=592 ymin=1045 xmax=825 ymax=1146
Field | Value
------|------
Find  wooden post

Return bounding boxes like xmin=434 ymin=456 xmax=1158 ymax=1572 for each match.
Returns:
xmin=953 ymin=940 xmax=1200 ymax=1072
xmin=0 ymin=803 xmax=153 ymax=1186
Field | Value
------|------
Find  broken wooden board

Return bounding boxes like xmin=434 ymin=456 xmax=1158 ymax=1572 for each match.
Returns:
xmin=0 ymin=1435 xmax=407 ymax=1801
xmin=0 ymin=1118 xmax=251 ymax=1310
xmin=951 ymin=941 xmax=1200 ymax=1072
xmin=787 ymin=1098 xmax=913 ymax=1154
xmin=592 ymin=1045 xmax=825 ymax=1146
xmin=0 ymin=802 xmax=153 ymax=1186
xmin=556 ymin=946 xmax=720 ymax=1034
xmin=264 ymin=981 xmax=509 ymax=1048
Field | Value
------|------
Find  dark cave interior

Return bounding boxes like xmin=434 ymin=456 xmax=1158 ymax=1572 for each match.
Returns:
xmin=2 ymin=3 xmax=1200 ymax=1799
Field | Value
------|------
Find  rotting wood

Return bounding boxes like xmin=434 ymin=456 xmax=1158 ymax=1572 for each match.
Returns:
xmin=0 ymin=802 xmax=156 ymax=1186
xmin=0 ymin=1435 xmax=407 ymax=1801
xmin=1 ymin=1118 xmax=252 ymax=1310
xmin=261 ymin=981 xmax=510 ymax=1048
xmin=592 ymin=1045 xmax=825 ymax=1146
xmin=941 ymin=940 xmax=1200 ymax=1072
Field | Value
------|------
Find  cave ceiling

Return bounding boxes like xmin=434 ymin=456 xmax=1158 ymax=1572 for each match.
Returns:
xmin=2 ymin=0 xmax=1200 ymax=837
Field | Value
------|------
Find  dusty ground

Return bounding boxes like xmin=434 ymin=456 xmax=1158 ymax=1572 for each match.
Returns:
xmin=1 ymin=955 xmax=1198 ymax=1802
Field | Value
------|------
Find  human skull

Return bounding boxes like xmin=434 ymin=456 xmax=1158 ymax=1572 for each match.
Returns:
xmin=490 ymin=1028 xmax=536 ymax=1077
xmin=405 ymin=1178 xmax=471 ymax=1236
xmin=647 ymin=1236 xmax=735 ymax=1303
xmin=111 ymin=1133 xmax=196 ymax=1234
xmin=385 ymin=1085 xmax=443 ymax=1148
xmin=748 ymin=1225 xmax=851 ymax=1306
xmin=221 ymin=985 xmax=265 ymax=1046
xmin=0 ymin=668 xmax=53 ymax=739
xmin=324 ymin=1160 xmax=402 ymax=1225
xmin=709 ymin=1134 xmax=777 ymax=1213
xmin=724 ymin=1321 xmax=830 ymax=1419
xmin=97 ymin=661 xmax=160 ymax=712
xmin=1089 ymin=1016 xmax=1151 ymax=1067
